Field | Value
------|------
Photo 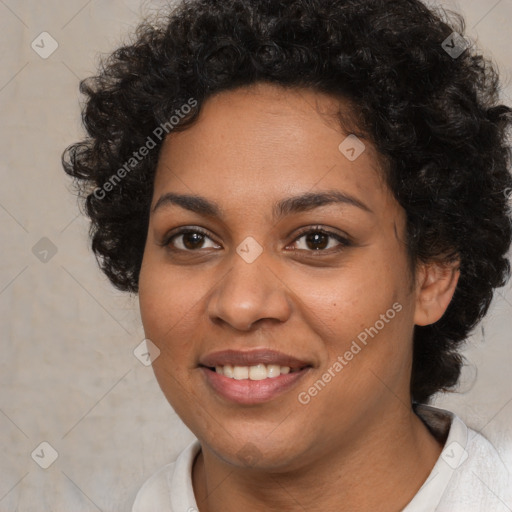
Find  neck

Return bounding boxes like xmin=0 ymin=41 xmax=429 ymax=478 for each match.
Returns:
xmin=192 ymin=405 xmax=443 ymax=512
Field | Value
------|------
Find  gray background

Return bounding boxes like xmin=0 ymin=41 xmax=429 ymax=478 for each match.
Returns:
xmin=0 ymin=1 xmax=511 ymax=510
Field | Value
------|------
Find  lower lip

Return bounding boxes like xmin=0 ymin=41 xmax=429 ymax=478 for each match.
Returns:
xmin=200 ymin=367 xmax=310 ymax=405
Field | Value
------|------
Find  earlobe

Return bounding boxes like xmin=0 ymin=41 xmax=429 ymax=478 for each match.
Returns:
xmin=414 ymin=260 xmax=460 ymax=326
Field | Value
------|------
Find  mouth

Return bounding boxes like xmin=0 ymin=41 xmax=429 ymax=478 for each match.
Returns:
xmin=203 ymin=363 xmax=306 ymax=380
xmin=198 ymin=349 xmax=313 ymax=404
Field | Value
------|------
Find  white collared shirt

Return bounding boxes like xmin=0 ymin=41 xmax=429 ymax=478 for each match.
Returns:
xmin=132 ymin=405 xmax=512 ymax=511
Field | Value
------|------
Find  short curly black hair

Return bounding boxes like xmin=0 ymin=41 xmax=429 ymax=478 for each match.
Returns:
xmin=62 ymin=0 xmax=512 ymax=404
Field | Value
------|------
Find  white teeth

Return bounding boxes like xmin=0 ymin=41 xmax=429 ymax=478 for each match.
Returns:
xmin=233 ymin=366 xmax=249 ymax=380
xmin=223 ymin=364 xmax=234 ymax=378
xmin=267 ymin=364 xmax=281 ymax=378
xmin=249 ymin=364 xmax=267 ymax=380
xmin=214 ymin=364 xmax=295 ymax=379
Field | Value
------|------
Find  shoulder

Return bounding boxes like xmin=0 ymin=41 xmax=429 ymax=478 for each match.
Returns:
xmin=411 ymin=404 xmax=512 ymax=512
xmin=132 ymin=439 xmax=201 ymax=512
xmin=442 ymin=425 xmax=512 ymax=509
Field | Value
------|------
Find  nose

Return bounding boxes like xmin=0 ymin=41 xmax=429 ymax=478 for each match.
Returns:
xmin=207 ymin=249 xmax=292 ymax=331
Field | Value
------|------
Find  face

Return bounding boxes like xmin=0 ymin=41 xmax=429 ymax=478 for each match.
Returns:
xmin=138 ymin=83 xmax=418 ymax=470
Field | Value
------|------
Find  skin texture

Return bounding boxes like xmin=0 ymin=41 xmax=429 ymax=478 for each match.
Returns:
xmin=138 ymin=83 xmax=460 ymax=512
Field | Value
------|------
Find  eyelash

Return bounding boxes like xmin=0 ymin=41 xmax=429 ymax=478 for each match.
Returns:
xmin=161 ymin=225 xmax=351 ymax=255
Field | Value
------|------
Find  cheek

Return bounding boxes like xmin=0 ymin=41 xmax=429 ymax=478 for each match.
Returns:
xmin=138 ymin=259 xmax=202 ymax=417
xmin=309 ymin=260 xmax=403 ymax=334
xmin=294 ymin=271 xmax=413 ymax=427
xmin=139 ymin=252 xmax=206 ymax=344
xmin=301 ymin=254 xmax=414 ymax=390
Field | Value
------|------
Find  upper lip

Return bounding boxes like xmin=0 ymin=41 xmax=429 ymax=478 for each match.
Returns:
xmin=199 ymin=349 xmax=311 ymax=369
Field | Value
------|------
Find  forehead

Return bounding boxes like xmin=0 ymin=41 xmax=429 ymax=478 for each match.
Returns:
xmin=152 ymin=83 xmax=392 ymax=216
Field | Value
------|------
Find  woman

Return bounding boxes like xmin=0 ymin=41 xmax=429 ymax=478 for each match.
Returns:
xmin=62 ymin=0 xmax=512 ymax=510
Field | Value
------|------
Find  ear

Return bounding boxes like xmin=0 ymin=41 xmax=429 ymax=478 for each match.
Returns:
xmin=414 ymin=260 xmax=460 ymax=326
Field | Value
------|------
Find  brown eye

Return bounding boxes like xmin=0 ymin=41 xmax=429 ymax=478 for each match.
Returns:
xmin=303 ymin=231 xmax=329 ymax=250
xmin=164 ymin=228 xmax=221 ymax=251
xmin=180 ymin=232 xmax=207 ymax=250
xmin=289 ymin=227 xmax=350 ymax=253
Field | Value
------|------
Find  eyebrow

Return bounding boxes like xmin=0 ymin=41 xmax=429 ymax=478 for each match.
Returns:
xmin=152 ymin=190 xmax=373 ymax=219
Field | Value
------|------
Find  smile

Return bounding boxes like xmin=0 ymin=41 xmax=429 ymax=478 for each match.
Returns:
xmin=198 ymin=348 xmax=313 ymax=404
xmin=212 ymin=363 xmax=300 ymax=380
